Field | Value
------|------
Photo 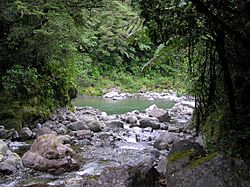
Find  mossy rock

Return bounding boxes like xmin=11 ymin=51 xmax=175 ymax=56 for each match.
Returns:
xmin=168 ymin=149 xmax=194 ymax=163
xmin=0 ymin=97 xmax=53 ymax=131
xmin=188 ymin=152 xmax=219 ymax=169
xmin=87 ymin=175 xmax=99 ymax=181
xmin=166 ymin=140 xmax=206 ymax=175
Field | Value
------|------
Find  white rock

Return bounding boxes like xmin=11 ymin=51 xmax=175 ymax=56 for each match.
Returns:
xmin=103 ymin=91 xmax=119 ymax=98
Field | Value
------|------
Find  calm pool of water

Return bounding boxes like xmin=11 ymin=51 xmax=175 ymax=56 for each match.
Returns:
xmin=72 ymin=96 xmax=174 ymax=115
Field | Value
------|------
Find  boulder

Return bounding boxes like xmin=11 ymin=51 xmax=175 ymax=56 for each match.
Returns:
xmin=19 ymin=127 xmax=33 ymax=140
xmin=78 ymin=115 xmax=98 ymax=125
xmin=67 ymin=121 xmax=89 ymax=131
xmin=139 ymin=118 xmax=160 ymax=129
xmin=35 ymin=127 xmax=57 ymax=138
xmin=166 ymin=151 xmax=250 ymax=187
xmin=126 ymin=114 xmax=138 ymax=124
xmin=22 ymin=134 xmax=80 ymax=173
xmin=58 ymin=135 xmax=73 ymax=144
xmin=0 ymin=140 xmax=23 ymax=174
xmin=64 ymin=158 xmax=159 ymax=187
xmin=166 ymin=140 xmax=206 ymax=176
xmin=86 ymin=120 xmax=102 ymax=132
xmin=145 ymin=104 xmax=157 ymax=114
xmin=154 ymin=132 xmax=179 ymax=150
xmin=105 ymin=120 xmax=124 ymax=128
xmin=149 ymin=106 xmax=171 ymax=122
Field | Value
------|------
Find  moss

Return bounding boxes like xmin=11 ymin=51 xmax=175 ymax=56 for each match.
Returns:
xmin=188 ymin=152 xmax=218 ymax=169
xmin=202 ymin=107 xmax=225 ymax=141
xmin=168 ymin=149 xmax=194 ymax=163
xmin=87 ymin=175 xmax=99 ymax=181
xmin=0 ymin=96 xmax=53 ymax=131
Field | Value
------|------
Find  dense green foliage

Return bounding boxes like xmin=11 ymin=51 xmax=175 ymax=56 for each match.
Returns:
xmin=76 ymin=0 xmax=177 ymax=95
xmin=0 ymin=0 xmax=94 ymax=129
xmin=137 ymin=0 xmax=250 ymax=161
xmin=0 ymin=0 xmax=175 ymax=129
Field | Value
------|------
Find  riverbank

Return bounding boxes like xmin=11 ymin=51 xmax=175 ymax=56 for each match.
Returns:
xmin=0 ymin=93 xmax=196 ymax=186
xmin=102 ymin=90 xmax=194 ymax=103
xmin=1 ymin=92 xmax=249 ymax=187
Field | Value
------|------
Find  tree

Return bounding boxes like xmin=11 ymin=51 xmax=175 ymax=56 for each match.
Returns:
xmin=0 ymin=0 xmax=156 ymax=129
xmin=138 ymin=0 xmax=250 ymax=161
xmin=0 ymin=0 xmax=106 ymax=129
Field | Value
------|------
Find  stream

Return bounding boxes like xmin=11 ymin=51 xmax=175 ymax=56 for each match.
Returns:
xmin=72 ymin=95 xmax=175 ymax=115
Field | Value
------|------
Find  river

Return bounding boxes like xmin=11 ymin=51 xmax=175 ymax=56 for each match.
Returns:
xmin=72 ymin=95 xmax=175 ymax=115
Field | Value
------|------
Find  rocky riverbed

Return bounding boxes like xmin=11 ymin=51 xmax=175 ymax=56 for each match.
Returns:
xmin=1 ymin=92 xmax=249 ymax=187
xmin=0 ymin=92 xmax=197 ymax=186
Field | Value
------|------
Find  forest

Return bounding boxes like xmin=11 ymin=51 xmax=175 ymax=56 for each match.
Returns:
xmin=1 ymin=0 xmax=250 ymax=183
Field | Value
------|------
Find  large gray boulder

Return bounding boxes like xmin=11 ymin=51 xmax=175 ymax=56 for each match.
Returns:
xmin=126 ymin=114 xmax=138 ymax=124
xmin=0 ymin=139 xmax=23 ymax=174
xmin=67 ymin=121 xmax=89 ymax=131
xmin=166 ymin=140 xmax=250 ymax=187
xmin=86 ymin=120 xmax=102 ymax=132
xmin=78 ymin=115 xmax=98 ymax=125
xmin=22 ymin=134 xmax=80 ymax=173
xmin=105 ymin=120 xmax=124 ymax=128
xmin=148 ymin=106 xmax=171 ymax=122
xmin=139 ymin=118 xmax=160 ymax=129
xmin=35 ymin=127 xmax=57 ymax=138
xmin=154 ymin=132 xmax=179 ymax=150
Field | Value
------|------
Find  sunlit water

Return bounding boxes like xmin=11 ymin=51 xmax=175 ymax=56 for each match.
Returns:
xmin=72 ymin=96 xmax=174 ymax=115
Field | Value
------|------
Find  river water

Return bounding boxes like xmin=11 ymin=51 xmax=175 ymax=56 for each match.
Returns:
xmin=72 ymin=96 xmax=175 ymax=115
